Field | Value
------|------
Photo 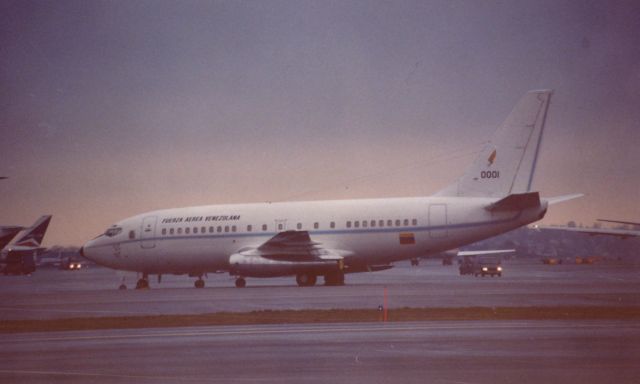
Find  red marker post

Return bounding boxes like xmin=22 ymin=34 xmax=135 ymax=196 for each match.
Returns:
xmin=383 ymin=286 xmax=388 ymax=322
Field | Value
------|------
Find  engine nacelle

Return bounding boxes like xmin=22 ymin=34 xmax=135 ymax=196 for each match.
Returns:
xmin=228 ymin=253 xmax=341 ymax=278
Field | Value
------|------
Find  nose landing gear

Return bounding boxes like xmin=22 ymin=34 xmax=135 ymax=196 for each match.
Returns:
xmin=135 ymin=273 xmax=150 ymax=289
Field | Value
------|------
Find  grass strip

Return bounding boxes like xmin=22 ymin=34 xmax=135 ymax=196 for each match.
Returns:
xmin=2 ymin=306 xmax=639 ymax=334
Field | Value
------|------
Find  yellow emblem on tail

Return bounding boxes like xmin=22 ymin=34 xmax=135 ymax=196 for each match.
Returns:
xmin=487 ymin=149 xmax=497 ymax=166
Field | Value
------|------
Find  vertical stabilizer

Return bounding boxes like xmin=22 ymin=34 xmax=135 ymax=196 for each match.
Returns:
xmin=0 ymin=226 xmax=23 ymax=250
xmin=12 ymin=215 xmax=52 ymax=248
xmin=436 ymin=89 xmax=552 ymax=198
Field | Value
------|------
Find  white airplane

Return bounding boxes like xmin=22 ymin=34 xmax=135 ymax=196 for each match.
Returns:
xmin=81 ymin=89 xmax=581 ymax=289
xmin=536 ymin=219 xmax=640 ymax=239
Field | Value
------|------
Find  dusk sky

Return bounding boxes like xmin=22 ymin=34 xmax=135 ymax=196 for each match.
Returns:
xmin=1 ymin=0 xmax=639 ymax=246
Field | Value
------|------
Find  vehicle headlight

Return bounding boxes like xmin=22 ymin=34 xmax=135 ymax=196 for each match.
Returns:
xmin=497 ymin=266 xmax=502 ymax=271
xmin=482 ymin=267 xmax=488 ymax=271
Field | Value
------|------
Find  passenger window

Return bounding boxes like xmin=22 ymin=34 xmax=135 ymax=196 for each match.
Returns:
xmin=297 ymin=223 xmax=302 ymax=230
xmin=247 ymin=225 xmax=252 ymax=232
xmin=412 ymin=219 xmax=417 ymax=226
xmin=404 ymin=219 xmax=409 ymax=226
xmin=224 ymin=226 xmax=229 ymax=233
xmin=177 ymin=228 xmax=182 ymax=234
xmin=278 ymin=223 xmax=283 ymax=230
xmin=330 ymin=221 xmax=335 ymax=229
xmin=209 ymin=226 xmax=214 ymax=233
xmin=193 ymin=227 xmax=198 ymax=234
xmin=379 ymin=220 xmax=384 ymax=227
xmin=387 ymin=220 xmax=393 ymax=227
xmin=186 ymin=228 xmax=190 ymax=234
xmin=262 ymin=224 xmax=267 ymax=231
xmin=170 ymin=228 xmax=174 ymax=235
xmin=201 ymin=226 xmax=206 ymax=233
xmin=346 ymin=221 xmax=352 ymax=228
xmin=217 ymin=226 xmax=222 ymax=233
xmin=314 ymin=222 xmax=319 ymax=229
xmin=395 ymin=220 xmax=401 ymax=227
xmin=354 ymin=221 xmax=360 ymax=228
xmin=362 ymin=221 xmax=367 ymax=228
xmin=162 ymin=228 xmax=167 ymax=235
xmin=371 ymin=220 xmax=376 ymax=227
xmin=232 ymin=225 xmax=236 ymax=232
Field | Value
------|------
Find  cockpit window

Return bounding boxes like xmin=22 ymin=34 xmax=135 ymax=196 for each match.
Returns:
xmin=104 ymin=226 xmax=122 ymax=237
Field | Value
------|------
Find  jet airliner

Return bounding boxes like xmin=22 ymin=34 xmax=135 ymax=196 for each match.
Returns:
xmin=82 ymin=90 xmax=581 ymax=289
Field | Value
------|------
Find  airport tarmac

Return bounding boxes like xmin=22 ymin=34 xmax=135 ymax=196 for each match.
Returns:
xmin=1 ymin=320 xmax=639 ymax=383
xmin=1 ymin=259 xmax=639 ymax=320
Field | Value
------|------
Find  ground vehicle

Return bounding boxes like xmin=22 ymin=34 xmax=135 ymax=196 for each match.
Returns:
xmin=459 ymin=256 xmax=474 ymax=275
xmin=2 ymin=253 xmax=36 ymax=275
xmin=473 ymin=257 xmax=502 ymax=277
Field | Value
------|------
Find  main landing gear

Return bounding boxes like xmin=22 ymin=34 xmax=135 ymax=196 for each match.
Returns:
xmin=194 ymin=277 xmax=205 ymax=288
xmin=235 ymin=277 xmax=246 ymax=288
xmin=135 ymin=274 xmax=150 ymax=290
xmin=296 ymin=273 xmax=317 ymax=287
xmin=323 ymin=270 xmax=345 ymax=286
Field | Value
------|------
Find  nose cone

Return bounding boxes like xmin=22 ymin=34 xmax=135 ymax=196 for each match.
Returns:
xmin=80 ymin=238 xmax=104 ymax=265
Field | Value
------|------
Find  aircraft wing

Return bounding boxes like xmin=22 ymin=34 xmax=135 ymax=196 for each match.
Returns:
xmin=253 ymin=230 xmax=343 ymax=261
xmin=457 ymin=249 xmax=516 ymax=257
xmin=534 ymin=225 xmax=640 ymax=239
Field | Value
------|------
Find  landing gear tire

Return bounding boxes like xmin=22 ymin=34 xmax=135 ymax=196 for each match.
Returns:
xmin=296 ymin=273 xmax=317 ymax=287
xmin=235 ymin=277 xmax=246 ymax=288
xmin=410 ymin=258 xmax=419 ymax=266
xmin=118 ymin=284 xmax=127 ymax=290
xmin=135 ymin=278 xmax=149 ymax=289
xmin=194 ymin=279 xmax=205 ymax=288
xmin=324 ymin=271 xmax=345 ymax=286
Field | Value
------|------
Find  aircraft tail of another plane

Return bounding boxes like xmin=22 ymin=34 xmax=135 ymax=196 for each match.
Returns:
xmin=11 ymin=215 xmax=52 ymax=249
xmin=436 ymin=89 xmax=553 ymax=198
xmin=0 ymin=226 xmax=24 ymax=250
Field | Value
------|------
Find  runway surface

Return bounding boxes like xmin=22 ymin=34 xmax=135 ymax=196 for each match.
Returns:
xmin=1 ymin=320 xmax=639 ymax=384
xmin=1 ymin=259 xmax=639 ymax=320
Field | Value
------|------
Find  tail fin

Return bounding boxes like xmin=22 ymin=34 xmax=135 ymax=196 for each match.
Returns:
xmin=0 ymin=226 xmax=24 ymax=250
xmin=12 ymin=215 xmax=52 ymax=248
xmin=437 ymin=89 xmax=553 ymax=198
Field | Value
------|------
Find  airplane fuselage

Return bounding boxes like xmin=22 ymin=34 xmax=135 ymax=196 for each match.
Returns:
xmin=83 ymin=196 xmax=547 ymax=275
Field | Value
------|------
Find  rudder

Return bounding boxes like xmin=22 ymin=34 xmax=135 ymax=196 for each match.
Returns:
xmin=436 ymin=89 xmax=553 ymax=198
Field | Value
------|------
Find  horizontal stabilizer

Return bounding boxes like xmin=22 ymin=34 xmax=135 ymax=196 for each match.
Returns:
xmin=545 ymin=193 xmax=583 ymax=205
xmin=485 ymin=192 xmax=540 ymax=212
xmin=597 ymin=219 xmax=640 ymax=227
xmin=457 ymin=249 xmax=515 ymax=257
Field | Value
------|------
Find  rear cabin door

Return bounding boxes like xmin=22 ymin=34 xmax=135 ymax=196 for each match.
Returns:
xmin=428 ymin=204 xmax=448 ymax=238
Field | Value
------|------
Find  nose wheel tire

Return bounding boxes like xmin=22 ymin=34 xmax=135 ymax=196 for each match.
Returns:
xmin=235 ymin=277 xmax=246 ymax=288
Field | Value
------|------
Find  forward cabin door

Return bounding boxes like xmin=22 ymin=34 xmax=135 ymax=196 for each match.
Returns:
xmin=428 ymin=204 xmax=448 ymax=238
xmin=141 ymin=216 xmax=157 ymax=249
